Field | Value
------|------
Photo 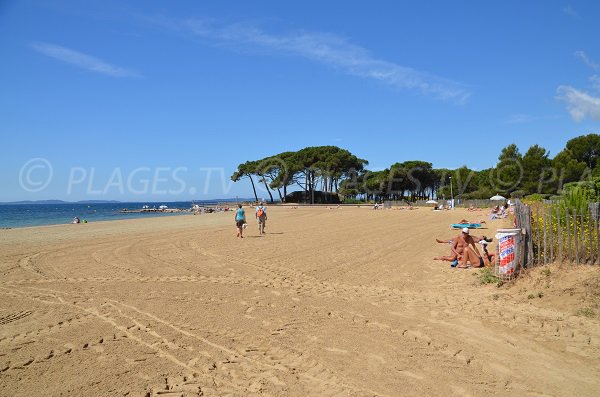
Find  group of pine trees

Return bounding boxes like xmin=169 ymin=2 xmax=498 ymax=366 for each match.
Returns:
xmin=231 ymin=134 xmax=600 ymax=204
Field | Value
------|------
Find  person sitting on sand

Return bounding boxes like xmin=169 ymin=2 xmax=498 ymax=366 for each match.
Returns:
xmin=489 ymin=206 xmax=507 ymax=220
xmin=433 ymin=230 xmax=478 ymax=267
xmin=434 ymin=231 xmax=489 ymax=267
xmin=480 ymin=239 xmax=496 ymax=266
xmin=433 ymin=236 xmax=463 ymax=264
xmin=455 ymin=228 xmax=483 ymax=268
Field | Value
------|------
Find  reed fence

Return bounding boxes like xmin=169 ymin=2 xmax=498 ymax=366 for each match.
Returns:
xmin=512 ymin=199 xmax=600 ymax=271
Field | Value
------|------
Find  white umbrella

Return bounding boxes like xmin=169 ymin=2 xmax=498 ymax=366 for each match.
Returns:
xmin=490 ymin=194 xmax=506 ymax=201
xmin=426 ymin=200 xmax=438 ymax=204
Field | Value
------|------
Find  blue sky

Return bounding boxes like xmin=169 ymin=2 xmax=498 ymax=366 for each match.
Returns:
xmin=1 ymin=0 xmax=599 ymax=201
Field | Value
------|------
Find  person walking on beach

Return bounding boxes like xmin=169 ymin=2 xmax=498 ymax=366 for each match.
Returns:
xmin=256 ymin=201 xmax=267 ymax=235
xmin=235 ymin=204 xmax=246 ymax=238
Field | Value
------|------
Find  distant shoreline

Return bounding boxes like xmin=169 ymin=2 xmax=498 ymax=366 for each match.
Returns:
xmin=0 ymin=211 xmax=203 ymax=232
xmin=0 ymin=201 xmax=198 ymax=229
xmin=0 ymin=198 xmax=251 ymax=205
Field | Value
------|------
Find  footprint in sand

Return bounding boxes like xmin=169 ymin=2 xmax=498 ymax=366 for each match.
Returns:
xmin=396 ymin=369 xmax=424 ymax=380
xmin=368 ymin=354 xmax=386 ymax=364
xmin=325 ymin=347 xmax=348 ymax=354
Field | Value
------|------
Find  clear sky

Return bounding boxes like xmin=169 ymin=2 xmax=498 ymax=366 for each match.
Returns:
xmin=1 ymin=0 xmax=599 ymax=201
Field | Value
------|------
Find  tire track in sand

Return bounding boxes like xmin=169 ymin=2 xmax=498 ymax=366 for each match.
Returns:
xmin=105 ymin=299 xmax=387 ymax=397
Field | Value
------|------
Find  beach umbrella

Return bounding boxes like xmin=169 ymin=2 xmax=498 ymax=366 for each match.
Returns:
xmin=426 ymin=199 xmax=438 ymax=204
xmin=490 ymin=194 xmax=506 ymax=201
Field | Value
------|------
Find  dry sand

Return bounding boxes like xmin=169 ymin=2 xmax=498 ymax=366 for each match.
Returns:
xmin=1 ymin=206 xmax=599 ymax=396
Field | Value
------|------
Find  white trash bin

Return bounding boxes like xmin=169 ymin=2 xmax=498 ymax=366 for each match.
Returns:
xmin=494 ymin=228 xmax=522 ymax=279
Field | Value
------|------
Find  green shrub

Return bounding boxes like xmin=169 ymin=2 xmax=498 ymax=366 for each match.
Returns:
xmin=510 ymin=190 xmax=526 ymax=199
xmin=342 ymin=198 xmax=365 ymax=204
xmin=524 ymin=193 xmax=546 ymax=202
xmin=560 ymin=185 xmax=591 ymax=214
xmin=541 ymin=268 xmax=551 ymax=277
xmin=575 ymin=307 xmax=595 ymax=318
xmin=478 ymin=268 xmax=500 ymax=285
xmin=562 ymin=180 xmax=599 ymax=201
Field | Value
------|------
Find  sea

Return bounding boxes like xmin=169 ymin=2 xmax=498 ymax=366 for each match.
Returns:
xmin=0 ymin=200 xmax=241 ymax=229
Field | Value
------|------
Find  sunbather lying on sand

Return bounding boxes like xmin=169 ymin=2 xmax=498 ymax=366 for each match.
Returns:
xmin=457 ymin=219 xmax=486 ymax=225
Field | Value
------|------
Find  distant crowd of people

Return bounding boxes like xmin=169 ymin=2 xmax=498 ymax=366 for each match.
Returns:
xmin=490 ymin=203 xmax=509 ymax=219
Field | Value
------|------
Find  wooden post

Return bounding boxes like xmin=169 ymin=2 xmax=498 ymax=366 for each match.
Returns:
xmin=525 ymin=209 xmax=529 ymax=268
xmin=543 ymin=205 xmax=548 ymax=265
xmin=535 ymin=205 xmax=539 ymax=264
xmin=574 ymin=209 xmax=579 ymax=265
xmin=519 ymin=206 xmax=525 ymax=272
xmin=531 ymin=205 xmax=541 ymax=265
xmin=588 ymin=208 xmax=594 ymax=265
xmin=567 ymin=209 xmax=572 ymax=264
xmin=594 ymin=209 xmax=600 ymax=264
xmin=582 ymin=212 xmax=587 ymax=264
xmin=529 ymin=206 xmax=534 ymax=266
xmin=549 ymin=205 xmax=554 ymax=263
xmin=539 ymin=205 xmax=543 ymax=266
xmin=558 ymin=205 xmax=563 ymax=263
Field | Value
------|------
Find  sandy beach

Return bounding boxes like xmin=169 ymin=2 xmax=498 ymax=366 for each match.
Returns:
xmin=1 ymin=206 xmax=599 ymax=396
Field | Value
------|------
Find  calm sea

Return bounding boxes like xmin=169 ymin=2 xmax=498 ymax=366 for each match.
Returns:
xmin=0 ymin=201 xmax=238 ymax=228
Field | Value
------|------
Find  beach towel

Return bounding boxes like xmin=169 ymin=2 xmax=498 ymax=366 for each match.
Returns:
xmin=451 ymin=223 xmax=482 ymax=229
